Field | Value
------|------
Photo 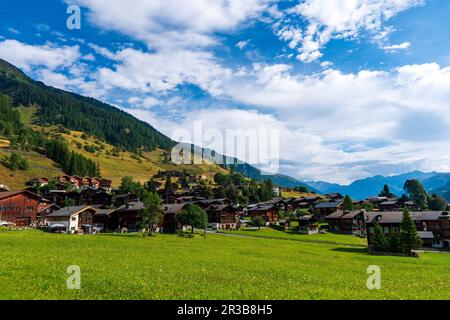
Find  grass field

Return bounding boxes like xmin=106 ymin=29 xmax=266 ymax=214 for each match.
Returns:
xmin=219 ymin=228 xmax=368 ymax=247
xmin=1 ymin=230 xmax=450 ymax=300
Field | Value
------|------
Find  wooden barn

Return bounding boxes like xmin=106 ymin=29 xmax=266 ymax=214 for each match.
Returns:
xmin=0 ymin=190 xmax=46 ymax=226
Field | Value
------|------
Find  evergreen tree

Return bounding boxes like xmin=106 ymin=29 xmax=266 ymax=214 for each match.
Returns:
xmin=379 ymin=184 xmax=395 ymax=198
xmin=371 ymin=224 xmax=388 ymax=252
xmin=400 ymin=208 xmax=422 ymax=256
xmin=342 ymin=195 xmax=354 ymax=212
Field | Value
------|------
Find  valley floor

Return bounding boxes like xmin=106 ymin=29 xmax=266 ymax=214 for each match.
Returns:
xmin=0 ymin=229 xmax=449 ymax=300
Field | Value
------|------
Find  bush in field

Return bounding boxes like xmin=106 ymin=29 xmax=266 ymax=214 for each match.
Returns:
xmin=252 ymin=216 xmax=265 ymax=230
xmin=177 ymin=204 xmax=208 ymax=234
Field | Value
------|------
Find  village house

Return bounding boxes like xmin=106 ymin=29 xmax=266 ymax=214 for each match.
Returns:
xmin=46 ymin=205 xmax=97 ymax=234
xmin=297 ymin=215 xmax=318 ymax=235
xmin=0 ymin=190 xmax=47 ymax=226
xmin=365 ymin=211 xmax=450 ymax=250
xmin=314 ymin=201 xmax=343 ymax=220
xmin=247 ymin=203 xmax=279 ymax=224
xmin=107 ymin=201 xmax=143 ymax=232
xmin=206 ymin=204 xmax=242 ymax=230
xmin=326 ymin=210 xmax=366 ymax=236
xmin=37 ymin=203 xmax=60 ymax=225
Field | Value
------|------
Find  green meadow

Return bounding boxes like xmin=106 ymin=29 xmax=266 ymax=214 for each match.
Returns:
xmin=0 ymin=230 xmax=449 ymax=300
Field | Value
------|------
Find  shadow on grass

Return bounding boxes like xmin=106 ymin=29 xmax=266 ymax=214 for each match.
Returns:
xmin=331 ymin=247 xmax=368 ymax=254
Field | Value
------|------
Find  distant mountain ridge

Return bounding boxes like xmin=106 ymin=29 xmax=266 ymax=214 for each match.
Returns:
xmin=308 ymin=171 xmax=450 ymax=200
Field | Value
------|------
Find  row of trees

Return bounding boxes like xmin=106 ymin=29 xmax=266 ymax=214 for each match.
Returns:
xmin=46 ymin=138 xmax=100 ymax=177
xmin=403 ymin=179 xmax=448 ymax=211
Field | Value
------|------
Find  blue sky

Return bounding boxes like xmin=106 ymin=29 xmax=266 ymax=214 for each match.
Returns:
xmin=1 ymin=0 xmax=450 ymax=184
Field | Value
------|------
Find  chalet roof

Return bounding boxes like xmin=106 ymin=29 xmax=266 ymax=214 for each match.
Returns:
xmin=380 ymin=200 xmax=399 ymax=206
xmin=418 ymin=231 xmax=435 ymax=240
xmin=412 ymin=211 xmax=450 ymax=221
xmin=267 ymin=197 xmax=285 ymax=204
xmin=164 ymin=203 xmax=188 ymax=214
xmin=37 ymin=204 xmax=60 ymax=214
xmin=47 ymin=205 xmax=96 ymax=218
xmin=248 ymin=203 xmax=276 ymax=211
xmin=341 ymin=210 xmax=365 ymax=219
xmin=94 ymin=208 xmax=119 ymax=216
xmin=315 ymin=201 xmax=343 ymax=209
xmin=0 ymin=190 xmax=42 ymax=200
xmin=365 ymin=212 xmax=404 ymax=224
xmin=326 ymin=211 xmax=346 ymax=219
xmin=118 ymin=201 xmax=144 ymax=212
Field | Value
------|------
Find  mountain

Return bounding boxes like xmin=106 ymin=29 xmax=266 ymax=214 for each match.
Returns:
xmin=0 ymin=58 xmax=315 ymax=191
xmin=230 ymin=161 xmax=319 ymax=192
xmin=308 ymin=171 xmax=445 ymax=200
xmin=431 ymin=181 xmax=450 ymax=201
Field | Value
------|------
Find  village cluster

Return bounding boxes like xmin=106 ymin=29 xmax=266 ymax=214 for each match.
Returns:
xmin=1 ymin=170 xmax=450 ymax=252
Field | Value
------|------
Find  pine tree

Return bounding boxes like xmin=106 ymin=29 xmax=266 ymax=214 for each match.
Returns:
xmin=400 ymin=208 xmax=422 ymax=256
xmin=343 ymin=195 xmax=354 ymax=212
xmin=371 ymin=224 xmax=388 ymax=252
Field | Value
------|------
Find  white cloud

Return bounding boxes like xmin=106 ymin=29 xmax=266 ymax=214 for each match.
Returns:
xmin=274 ymin=0 xmax=424 ymax=62
xmin=7 ymin=28 xmax=20 ymax=34
xmin=71 ymin=0 xmax=270 ymax=50
xmin=93 ymin=47 xmax=232 ymax=96
xmin=0 ymin=39 xmax=81 ymax=72
xmin=383 ymin=41 xmax=411 ymax=52
xmin=128 ymin=96 xmax=161 ymax=109
xmin=236 ymin=39 xmax=251 ymax=50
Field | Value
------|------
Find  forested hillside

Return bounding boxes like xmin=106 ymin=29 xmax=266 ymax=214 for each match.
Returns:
xmin=0 ymin=58 xmax=174 ymax=153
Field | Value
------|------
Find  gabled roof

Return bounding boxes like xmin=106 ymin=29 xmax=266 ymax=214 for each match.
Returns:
xmin=47 ymin=205 xmax=96 ymax=218
xmin=0 ymin=190 xmax=42 ymax=200
xmin=164 ymin=203 xmax=189 ymax=214
xmin=341 ymin=210 xmax=365 ymax=219
xmin=365 ymin=212 xmax=404 ymax=224
xmin=248 ymin=203 xmax=276 ymax=211
xmin=418 ymin=231 xmax=435 ymax=239
xmin=326 ymin=211 xmax=346 ymax=219
xmin=315 ymin=201 xmax=343 ymax=209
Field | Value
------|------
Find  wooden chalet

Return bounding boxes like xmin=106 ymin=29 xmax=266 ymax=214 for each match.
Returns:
xmin=107 ymin=201 xmax=143 ymax=232
xmin=314 ymin=201 xmax=343 ymax=220
xmin=365 ymin=211 xmax=450 ymax=249
xmin=162 ymin=203 xmax=190 ymax=233
xmin=206 ymin=204 xmax=241 ymax=230
xmin=247 ymin=203 xmax=279 ymax=224
xmin=379 ymin=199 xmax=401 ymax=212
xmin=0 ymin=190 xmax=47 ymax=226
xmin=297 ymin=215 xmax=318 ymax=235
xmin=326 ymin=210 xmax=366 ymax=236
xmin=46 ymin=205 xmax=97 ymax=234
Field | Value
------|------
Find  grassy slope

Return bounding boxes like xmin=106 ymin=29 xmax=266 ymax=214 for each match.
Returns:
xmin=281 ymin=190 xmax=322 ymax=198
xmin=0 ymin=230 xmax=449 ymax=300
xmin=0 ymin=149 xmax=65 ymax=190
xmin=0 ymin=106 xmax=227 ymax=189
xmin=56 ymin=129 xmax=227 ymax=186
